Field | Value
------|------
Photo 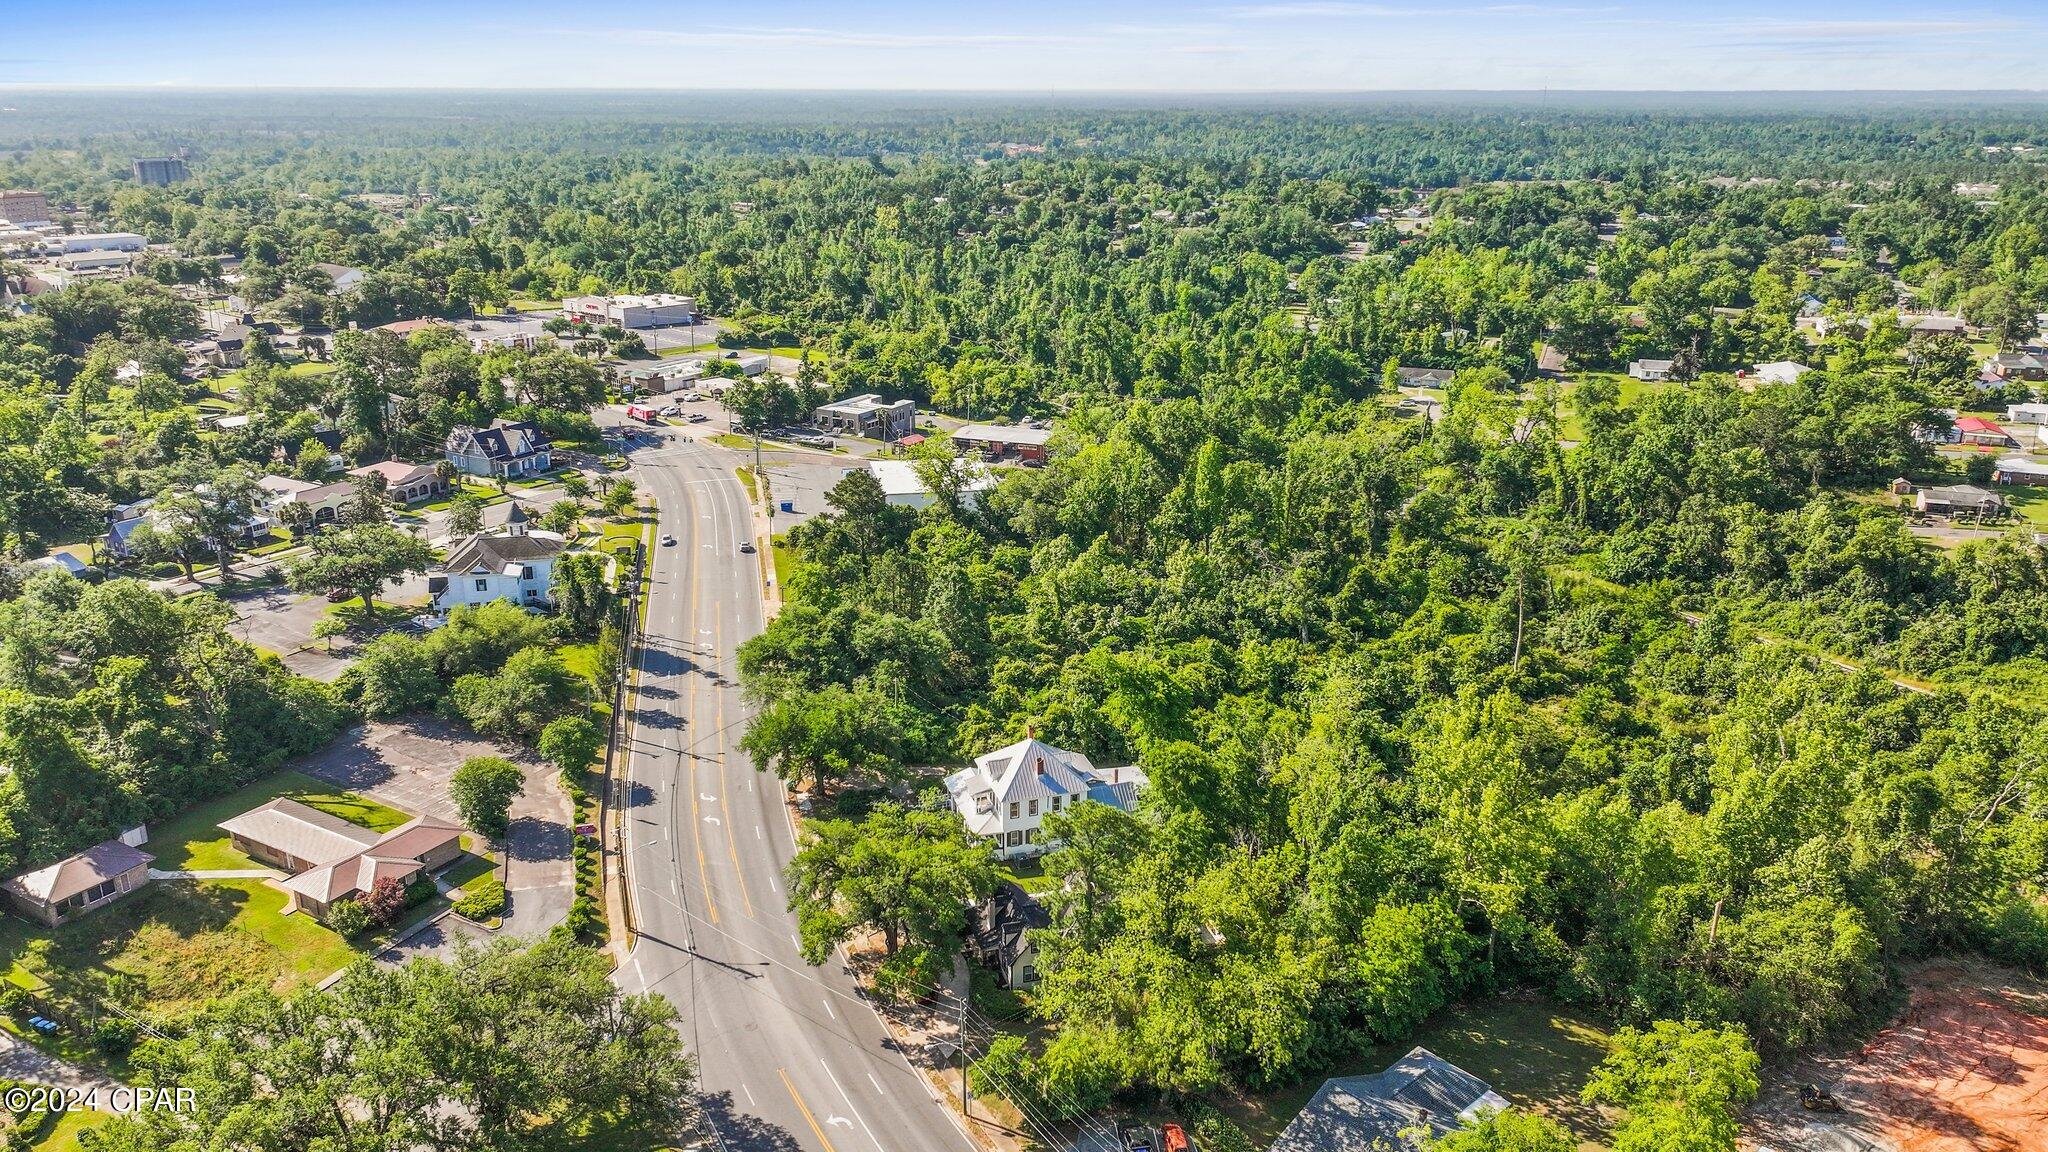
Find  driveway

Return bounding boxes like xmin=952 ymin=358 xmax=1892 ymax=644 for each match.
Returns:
xmin=0 ymin=1031 xmax=131 ymax=1111
xmin=292 ymin=716 xmax=574 ymax=941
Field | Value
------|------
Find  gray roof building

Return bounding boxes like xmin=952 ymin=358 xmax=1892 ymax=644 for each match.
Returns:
xmin=1271 ymin=1048 xmax=1510 ymax=1152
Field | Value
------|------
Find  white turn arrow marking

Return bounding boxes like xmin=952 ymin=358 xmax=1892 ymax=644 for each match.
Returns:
xmin=703 ymin=816 xmax=721 ymax=825
xmin=826 ymin=1116 xmax=854 ymax=1129
xmin=700 ymin=793 xmax=718 ymax=802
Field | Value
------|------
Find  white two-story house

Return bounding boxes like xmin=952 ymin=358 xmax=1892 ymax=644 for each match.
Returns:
xmin=428 ymin=509 xmax=565 ymax=612
xmin=944 ymin=737 xmax=1147 ymax=860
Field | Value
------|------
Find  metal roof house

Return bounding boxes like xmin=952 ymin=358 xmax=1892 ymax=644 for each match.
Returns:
xmin=1270 ymin=1048 xmax=1511 ymax=1152
xmin=944 ymin=737 xmax=1146 ymax=859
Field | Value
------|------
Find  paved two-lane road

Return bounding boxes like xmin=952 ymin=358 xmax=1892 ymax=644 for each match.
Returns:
xmin=614 ymin=426 xmax=972 ymax=1152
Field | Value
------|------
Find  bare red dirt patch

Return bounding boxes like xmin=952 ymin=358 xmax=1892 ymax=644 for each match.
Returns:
xmin=1747 ymin=961 xmax=2048 ymax=1152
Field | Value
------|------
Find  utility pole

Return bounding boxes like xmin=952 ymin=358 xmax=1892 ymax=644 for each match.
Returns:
xmin=957 ymin=994 xmax=971 ymax=1117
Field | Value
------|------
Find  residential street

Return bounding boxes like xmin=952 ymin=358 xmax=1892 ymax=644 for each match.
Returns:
xmin=612 ymin=425 xmax=971 ymax=1152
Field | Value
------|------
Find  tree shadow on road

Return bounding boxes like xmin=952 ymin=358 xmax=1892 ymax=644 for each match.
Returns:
xmin=700 ymin=1090 xmax=805 ymax=1152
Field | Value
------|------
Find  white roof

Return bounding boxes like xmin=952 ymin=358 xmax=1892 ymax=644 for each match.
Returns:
xmin=943 ymin=737 xmax=1148 ymax=814
xmin=1753 ymin=360 xmax=1811 ymax=383
xmin=818 ymin=392 xmax=903 ymax=416
xmin=954 ymin=423 xmax=1053 ymax=447
xmin=867 ymin=458 xmax=996 ymax=499
xmin=258 ymin=475 xmax=319 ymax=498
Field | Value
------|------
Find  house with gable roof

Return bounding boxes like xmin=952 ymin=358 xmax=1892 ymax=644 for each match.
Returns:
xmin=427 ymin=506 xmax=566 ymax=612
xmin=1270 ymin=1047 xmax=1512 ymax=1152
xmin=944 ymin=737 xmax=1147 ymax=860
xmin=217 ymin=797 xmax=462 ymax=922
xmin=444 ymin=419 xmax=552 ymax=479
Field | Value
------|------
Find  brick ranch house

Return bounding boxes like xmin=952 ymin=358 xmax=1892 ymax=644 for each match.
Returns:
xmin=218 ymin=798 xmax=462 ymax=922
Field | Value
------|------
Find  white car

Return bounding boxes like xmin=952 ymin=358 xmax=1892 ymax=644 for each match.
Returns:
xmin=659 ymin=404 xmax=681 ymax=416
xmin=687 ymin=412 xmax=709 ymax=423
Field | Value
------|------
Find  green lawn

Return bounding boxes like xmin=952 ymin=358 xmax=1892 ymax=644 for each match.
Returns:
xmin=439 ymin=851 xmax=499 ymax=891
xmin=558 ymin=640 xmax=599 ymax=685
xmin=771 ymin=535 xmax=795 ymax=593
xmin=508 ymin=298 xmax=560 ymax=313
xmin=0 ymin=874 xmax=358 ymax=1023
xmin=996 ymin=856 xmax=1054 ymax=895
xmin=1217 ymin=998 xmax=1612 ymax=1147
xmin=30 ymin=1108 xmax=109 ymax=1151
xmin=0 ymin=772 xmax=427 ymax=1025
xmin=147 ymin=769 xmax=410 ymax=872
xmin=2003 ymin=487 xmax=2048 ymax=530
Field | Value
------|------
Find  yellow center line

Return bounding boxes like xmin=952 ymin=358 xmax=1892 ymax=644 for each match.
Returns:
xmin=683 ymin=472 xmax=717 ymax=925
xmin=779 ymin=1067 xmax=839 ymax=1152
xmin=716 ymin=612 xmax=754 ymax=918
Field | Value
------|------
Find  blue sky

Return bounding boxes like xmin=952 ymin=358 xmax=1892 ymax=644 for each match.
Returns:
xmin=6 ymin=1 xmax=2046 ymax=90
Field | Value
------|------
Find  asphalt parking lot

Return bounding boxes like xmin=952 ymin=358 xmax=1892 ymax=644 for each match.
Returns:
xmin=760 ymin=459 xmax=859 ymax=530
xmin=225 ymin=573 xmax=429 ymax=680
xmin=295 ymin=716 xmax=574 ymax=947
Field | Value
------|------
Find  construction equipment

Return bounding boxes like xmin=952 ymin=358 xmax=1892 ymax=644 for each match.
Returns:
xmin=1799 ymin=1083 xmax=1843 ymax=1112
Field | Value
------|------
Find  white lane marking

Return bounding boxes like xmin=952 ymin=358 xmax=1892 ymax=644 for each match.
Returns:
xmin=755 ymin=824 xmax=763 ymax=840
xmin=820 ymin=1059 xmax=884 ymax=1151
xmin=823 ymin=996 xmax=837 ymax=1020
xmin=742 ymin=1082 xmax=757 ymax=1105
xmin=768 ymin=872 xmax=780 ymax=894
xmin=867 ymin=1071 xmax=885 ymax=1094
xmin=791 ymin=933 xmax=800 ymax=950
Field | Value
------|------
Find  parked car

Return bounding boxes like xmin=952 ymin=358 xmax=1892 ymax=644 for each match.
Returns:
xmin=687 ymin=412 xmax=709 ymax=423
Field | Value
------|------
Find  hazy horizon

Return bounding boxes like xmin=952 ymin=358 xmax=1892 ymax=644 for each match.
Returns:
xmin=9 ymin=1 xmax=2048 ymax=92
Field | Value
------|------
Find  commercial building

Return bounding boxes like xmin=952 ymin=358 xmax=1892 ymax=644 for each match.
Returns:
xmin=218 ymin=798 xmax=462 ymax=922
xmin=133 ymin=157 xmax=190 ymax=186
xmin=54 ymin=250 xmax=133 ymax=273
xmin=813 ymin=393 xmax=916 ymax=441
xmin=868 ymin=458 xmax=998 ymax=511
xmin=618 ymin=359 xmax=707 ymax=394
xmin=561 ymin=293 xmax=697 ymax=329
xmin=42 ymin=232 xmax=147 ymax=255
xmin=0 ymin=190 xmax=52 ymax=227
xmin=951 ymin=423 xmax=1053 ymax=463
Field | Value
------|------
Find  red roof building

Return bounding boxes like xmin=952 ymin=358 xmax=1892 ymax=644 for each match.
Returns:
xmin=1954 ymin=417 xmax=2019 ymax=447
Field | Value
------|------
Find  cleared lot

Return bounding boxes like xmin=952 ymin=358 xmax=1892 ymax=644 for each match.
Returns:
xmin=1746 ymin=960 xmax=2048 ymax=1152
